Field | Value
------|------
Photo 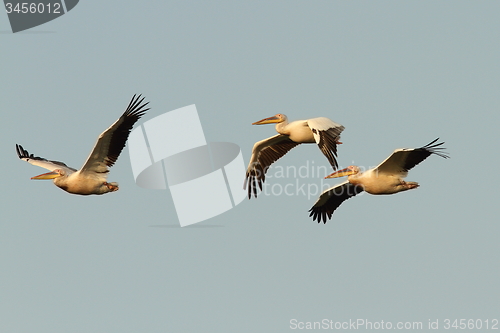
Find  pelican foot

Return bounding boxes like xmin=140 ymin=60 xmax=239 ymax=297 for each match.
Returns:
xmin=402 ymin=181 xmax=419 ymax=190
xmin=104 ymin=182 xmax=119 ymax=192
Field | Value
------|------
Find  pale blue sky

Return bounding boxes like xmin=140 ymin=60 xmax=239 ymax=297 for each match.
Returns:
xmin=1 ymin=1 xmax=500 ymax=332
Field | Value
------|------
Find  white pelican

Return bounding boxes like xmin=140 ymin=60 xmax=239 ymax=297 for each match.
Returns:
xmin=245 ymin=113 xmax=344 ymax=198
xmin=309 ymin=138 xmax=449 ymax=223
xmin=16 ymin=94 xmax=149 ymax=195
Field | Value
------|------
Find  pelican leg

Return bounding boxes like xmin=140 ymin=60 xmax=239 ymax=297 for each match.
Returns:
xmin=401 ymin=180 xmax=419 ymax=190
xmin=104 ymin=182 xmax=119 ymax=192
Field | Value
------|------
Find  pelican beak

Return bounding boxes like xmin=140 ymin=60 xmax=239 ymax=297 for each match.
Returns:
xmin=31 ymin=171 xmax=61 ymax=180
xmin=252 ymin=115 xmax=281 ymax=125
xmin=325 ymin=167 xmax=355 ymax=179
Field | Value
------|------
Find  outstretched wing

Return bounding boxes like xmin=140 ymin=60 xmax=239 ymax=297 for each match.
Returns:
xmin=244 ymin=134 xmax=300 ymax=199
xmin=80 ymin=94 xmax=149 ymax=173
xmin=374 ymin=138 xmax=449 ymax=177
xmin=309 ymin=181 xmax=364 ymax=223
xmin=307 ymin=117 xmax=344 ymax=170
xmin=16 ymin=144 xmax=77 ymax=173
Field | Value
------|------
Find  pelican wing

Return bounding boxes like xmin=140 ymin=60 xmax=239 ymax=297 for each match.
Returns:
xmin=16 ymin=144 xmax=77 ymax=173
xmin=244 ymin=134 xmax=300 ymax=198
xmin=375 ymin=138 xmax=449 ymax=176
xmin=309 ymin=181 xmax=364 ymax=223
xmin=307 ymin=117 xmax=344 ymax=170
xmin=80 ymin=94 xmax=149 ymax=174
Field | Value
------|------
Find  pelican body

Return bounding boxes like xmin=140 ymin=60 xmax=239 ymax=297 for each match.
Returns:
xmin=245 ymin=113 xmax=344 ymax=198
xmin=309 ymin=138 xmax=449 ymax=223
xmin=16 ymin=94 xmax=149 ymax=195
xmin=334 ymin=167 xmax=420 ymax=195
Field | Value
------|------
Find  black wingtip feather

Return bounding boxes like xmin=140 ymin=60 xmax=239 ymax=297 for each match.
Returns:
xmin=308 ymin=184 xmax=364 ymax=223
xmin=104 ymin=94 xmax=150 ymax=167
xmin=318 ymin=130 xmax=341 ymax=170
xmin=16 ymin=144 xmax=34 ymax=160
xmin=421 ymin=138 xmax=449 ymax=159
xmin=125 ymin=94 xmax=150 ymax=119
xmin=16 ymin=144 xmax=23 ymax=158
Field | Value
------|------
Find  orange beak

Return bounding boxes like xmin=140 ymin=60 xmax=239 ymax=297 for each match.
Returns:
xmin=31 ymin=171 xmax=61 ymax=180
xmin=324 ymin=167 xmax=355 ymax=179
xmin=252 ymin=115 xmax=281 ymax=125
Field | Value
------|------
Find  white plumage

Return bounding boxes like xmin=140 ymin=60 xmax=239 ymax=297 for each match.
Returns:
xmin=245 ymin=113 xmax=344 ymax=198
xmin=309 ymin=138 xmax=449 ymax=223
xmin=16 ymin=94 xmax=149 ymax=195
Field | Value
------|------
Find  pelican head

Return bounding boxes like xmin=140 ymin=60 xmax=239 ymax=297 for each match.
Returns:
xmin=31 ymin=169 xmax=65 ymax=180
xmin=325 ymin=165 xmax=360 ymax=179
xmin=252 ymin=113 xmax=287 ymax=125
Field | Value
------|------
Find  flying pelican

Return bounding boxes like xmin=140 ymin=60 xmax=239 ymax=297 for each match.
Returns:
xmin=309 ymin=138 xmax=449 ymax=223
xmin=16 ymin=94 xmax=149 ymax=195
xmin=245 ymin=113 xmax=344 ymax=198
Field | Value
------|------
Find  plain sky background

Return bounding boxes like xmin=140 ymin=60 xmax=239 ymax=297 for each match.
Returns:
xmin=1 ymin=1 xmax=499 ymax=332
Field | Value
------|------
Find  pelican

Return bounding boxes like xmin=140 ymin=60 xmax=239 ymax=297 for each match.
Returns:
xmin=309 ymin=138 xmax=449 ymax=223
xmin=16 ymin=94 xmax=149 ymax=195
xmin=245 ymin=113 xmax=344 ymax=198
